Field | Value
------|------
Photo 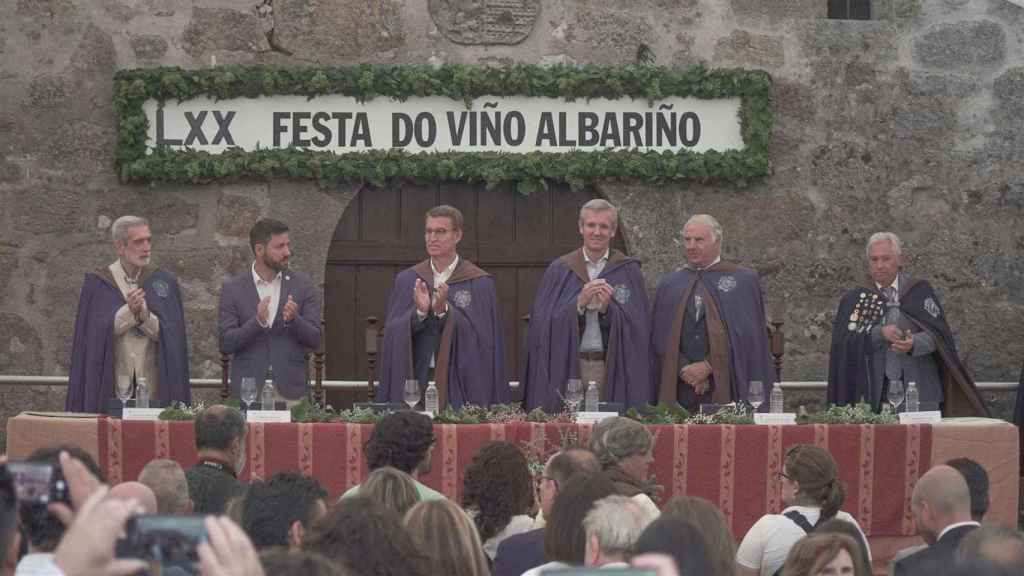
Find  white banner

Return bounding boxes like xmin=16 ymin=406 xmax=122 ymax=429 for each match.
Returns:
xmin=143 ymin=95 xmax=743 ymax=155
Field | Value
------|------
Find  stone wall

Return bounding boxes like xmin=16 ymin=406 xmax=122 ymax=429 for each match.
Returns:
xmin=2 ymin=0 xmax=1023 ymax=434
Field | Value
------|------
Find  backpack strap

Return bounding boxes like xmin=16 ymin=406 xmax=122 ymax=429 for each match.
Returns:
xmin=783 ymin=510 xmax=817 ymax=534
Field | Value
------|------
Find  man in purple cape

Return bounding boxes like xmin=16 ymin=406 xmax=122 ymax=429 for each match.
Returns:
xmin=67 ymin=216 xmax=190 ymax=413
xmin=522 ymin=199 xmax=652 ymax=412
xmin=651 ymin=214 xmax=774 ymax=409
xmin=379 ymin=205 xmax=508 ymax=408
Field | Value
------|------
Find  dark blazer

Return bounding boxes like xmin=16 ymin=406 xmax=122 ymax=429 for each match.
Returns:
xmin=893 ymin=524 xmax=978 ymax=576
xmin=218 ymin=268 xmax=321 ymax=399
xmin=492 ymin=528 xmax=545 ymax=576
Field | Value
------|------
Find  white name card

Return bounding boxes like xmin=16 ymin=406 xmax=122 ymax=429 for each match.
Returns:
xmin=754 ymin=413 xmax=797 ymax=425
xmin=245 ymin=410 xmax=292 ymax=423
xmin=899 ymin=411 xmax=942 ymax=424
xmin=576 ymin=412 xmax=620 ymax=424
xmin=122 ymin=408 xmax=164 ymax=421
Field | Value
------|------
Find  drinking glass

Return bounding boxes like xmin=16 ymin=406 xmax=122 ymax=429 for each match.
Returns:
xmin=240 ymin=377 xmax=257 ymax=411
xmin=887 ymin=380 xmax=905 ymax=414
xmin=748 ymin=381 xmax=764 ymax=414
xmin=115 ymin=373 xmax=133 ymax=413
xmin=565 ymin=379 xmax=584 ymax=413
xmin=404 ymin=379 xmax=421 ymax=410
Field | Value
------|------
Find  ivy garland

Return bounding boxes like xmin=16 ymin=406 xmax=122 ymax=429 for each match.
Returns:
xmin=115 ymin=64 xmax=773 ymax=193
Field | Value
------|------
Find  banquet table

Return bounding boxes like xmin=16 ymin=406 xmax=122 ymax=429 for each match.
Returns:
xmin=7 ymin=413 xmax=1018 ymax=571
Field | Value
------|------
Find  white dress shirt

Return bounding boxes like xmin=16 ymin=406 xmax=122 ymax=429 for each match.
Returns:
xmin=252 ymin=262 xmax=282 ymax=328
xmin=14 ymin=553 xmax=62 ymax=576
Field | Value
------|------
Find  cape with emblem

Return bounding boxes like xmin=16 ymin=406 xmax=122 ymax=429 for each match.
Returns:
xmin=650 ymin=262 xmax=774 ymax=406
xmin=521 ymin=249 xmax=653 ymax=412
xmin=379 ymin=258 xmax=509 ymax=408
xmin=827 ymin=279 xmax=988 ymax=416
xmin=66 ymin=267 xmax=190 ymax=413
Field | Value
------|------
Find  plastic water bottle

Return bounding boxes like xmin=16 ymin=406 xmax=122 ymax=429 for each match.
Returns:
xmin=906 ymin=381 xmax=920 ymax=413
xmin=585 ymin=381 xmax=599 ymax=412
xmin=770 ymin=383 xmax=785 ymax=414
xmin=136 ymin=376 xmax=149 ymax=409
xmin=261 ymin=367 xmax=276 ymax=410
xmin=424 ymin=383 xmax=439 ymax=415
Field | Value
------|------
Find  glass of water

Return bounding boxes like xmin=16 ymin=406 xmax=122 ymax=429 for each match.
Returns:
xmin=565 ymin=379 xmax=584 ymax=413
xmin=887 ymin=380 xmax=905 ymax=414
xmin=404 ymin=379 xmax=421 ymax=410
xmin=115 ymin=373 xmax=133 ymax=413
xmin=240 ymin=377 xmax=257 ymax=411
xmin=748 ymin=381 xmax=764 ymax=414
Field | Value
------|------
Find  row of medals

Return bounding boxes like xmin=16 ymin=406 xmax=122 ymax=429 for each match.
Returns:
xmin=848 ymin=291 xmax=884 ymax=333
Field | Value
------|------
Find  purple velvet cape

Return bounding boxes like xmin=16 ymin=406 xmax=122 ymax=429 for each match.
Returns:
xmin=650 ymin=264 xmax=774 ymax=404
xmin=521 ymin=250 xmax=653 ymax=411
xmin=66 ymin=268 xmax=191 ymax=412
xmin=379 ymin=260 xmax=509 ymax=408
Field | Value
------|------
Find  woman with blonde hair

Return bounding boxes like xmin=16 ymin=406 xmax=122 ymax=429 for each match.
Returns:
xmin=404 ymin=499 xmax=491 ymax=576
xmin=358 ymin=466 xmax=420 ymax=517
xmin=781 ymin=533 xmax=869 ymax=576
xmin=736 ymin=444 xmax=868 ymax=576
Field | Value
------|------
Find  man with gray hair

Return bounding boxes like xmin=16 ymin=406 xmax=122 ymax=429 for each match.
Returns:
xmin=651 ymin=214 xmax=774 ymax=408
xmin=522 ymin=198 xmax=653 ymax=411
xmin=67 ymin=215 xmax=190 ymax=412
xmin=583 ymin=495 xmax=656 ymax=568
xmin=827 ymin=232 xmax=986 ymax=415
xmin=138 ymin=459 xmax=193 ymax=515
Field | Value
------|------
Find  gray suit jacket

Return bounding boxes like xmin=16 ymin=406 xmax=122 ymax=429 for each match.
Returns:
xmin=869 ymin=273 xmax=942 ymax=410
xmin=218 ymin=269 xmax=322 ymax=399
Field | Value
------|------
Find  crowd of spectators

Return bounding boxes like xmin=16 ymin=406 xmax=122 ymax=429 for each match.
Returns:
xmin=2 ymin=405 xmax=1023 ymax=576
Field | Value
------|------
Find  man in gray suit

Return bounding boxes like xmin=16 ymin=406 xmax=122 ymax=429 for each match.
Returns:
xmin=218 ymin=219 xmax=322 ymax=403
xmin=827 ymin=232 xmax=986 ymax=416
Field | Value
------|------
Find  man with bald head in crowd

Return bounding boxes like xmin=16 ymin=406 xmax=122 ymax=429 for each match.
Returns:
xmin=139 ymin=459 xmax=193 ymax=515
xmin=108 ymin=482 xmax=158 ymax=515
xmin=492 ymin=448 xmax=601 ymax=576
xmin=651 ymin=214 xmax=774 ymax=409
xmin=185 ymin=405 xmax=247 ymax=515
xmin=894 ymin=465 xmax=980 ymax=576
xmin=828 ymin=232 xmax=986 ymax=415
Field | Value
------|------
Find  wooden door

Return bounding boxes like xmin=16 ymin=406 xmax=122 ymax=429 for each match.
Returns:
xmin=324 ymin=182 xmax=627 ymax=407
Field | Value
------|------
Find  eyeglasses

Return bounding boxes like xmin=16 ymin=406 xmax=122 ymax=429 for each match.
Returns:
xmin=778 ymin=472 xmax=793 ymax=481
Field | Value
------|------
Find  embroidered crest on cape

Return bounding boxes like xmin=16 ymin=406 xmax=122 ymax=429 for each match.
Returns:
xmin=717 ymin=275 xmax=737 ymax=293
xmin=613 ymin=284 xmax=630 ymax=305
xmin=924 ymin=297 xmax=941 ymax=319
xmin=152 ymin=279 xmax=170 ymax=298
xmin=453 ymin=289 xmax=472 ymax=309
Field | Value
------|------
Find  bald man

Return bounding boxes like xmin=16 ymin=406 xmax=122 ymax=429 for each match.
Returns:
xmin=894 ymin=465 xmax=980 ymax=576
xmin=108 ymin=481 xmax=158 ymax=515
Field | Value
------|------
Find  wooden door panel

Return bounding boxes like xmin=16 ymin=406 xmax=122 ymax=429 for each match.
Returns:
xmin=399 ymin=183 xmax=439 ymax=246
xmin=360 ymin=186 xmax=402 ymax=243
xmin=477 ymin=184 xmax=516 ymax=244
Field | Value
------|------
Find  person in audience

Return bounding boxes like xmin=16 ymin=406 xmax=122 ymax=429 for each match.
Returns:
xmin=582 ymin=495 xmax=654 ymax=568
xmin=303 ymin=496 xmax=428 ymax=576
xmin=462 ymin=441 xmax=535 ymax=560
xmin=0 ymin=463 xmax=19 ymax=576
xmin=663 ymin=496 xmax=736 ymax=576
xmin=890 ymin=457 xmax=991 ymax=574
xmin=15 ymin=445 xmax=103 ymax=576
xmin=185 ymin=404 xmax=247 ymax=515
xmin=736 ymin=444 xmax=866 ymax=576
xmin=239 ymin=472 xmax=327 ymax=551
xmin=341 ymin=411 xmax=442 ymax=500
xmin=66 ymin=214 xmax=191 ymax=412
xmin=259 ymin=548 xmax=348 ymax=576
xmin=589 ymin=417 xmax=660 ymax=517
xmin=634 ymin=516 xmax=715 ymax=576
xmin=782 ymin=533 xmax=869 ymax=576
xmin=138 ymin=458 xmax=193 ymax=515
xmin=632 ymin=553 xmax=686 ymax=576
xmin=218 ymin=218 xmax=322 ymax=404
xmin=107 ymin=481 xmax=158 ymax=515
xmin=522 ymin=472 xmax=618 ymax=576
xmin=358 ymin=466 xmax=420 ymax=518
xmin=491 ymin=449 xmax=601 ymax=576
xmin=893 ymin=465 xmax=979 ymax=576
xmin=955 ymin=525 xmax=1024 ymax=573
xmin=817 ymin=518 xmax=872 ymax=575
xmin=404 ymin=499 xmax=490 ymax=576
